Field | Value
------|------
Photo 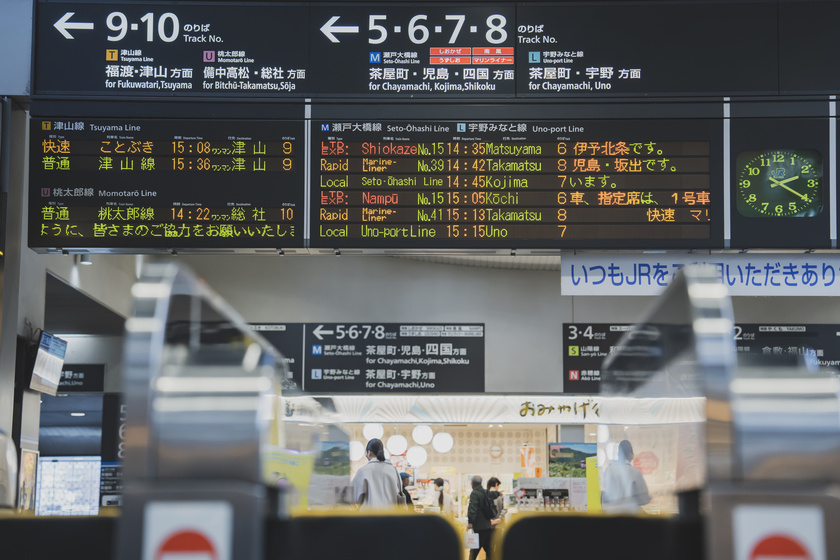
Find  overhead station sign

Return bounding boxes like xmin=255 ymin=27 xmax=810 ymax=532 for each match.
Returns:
xmin=308 ymin=4 xmax=516 ymax=96
xmin=34 ymin=1 xmax=781 ymax=99
xmin=251 ymin=323 xmax=486 ymax=394
xmin=34 ymin=2 xmax=310 ymax=97
xmin=28 ymin=1 xmax=837 ymax=253
xmin=33 ymin=2 xmax=516 ymax=98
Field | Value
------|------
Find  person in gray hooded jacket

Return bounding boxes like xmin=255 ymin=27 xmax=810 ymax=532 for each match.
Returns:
xmin=352 ymin=438 xmax=403 ymax=508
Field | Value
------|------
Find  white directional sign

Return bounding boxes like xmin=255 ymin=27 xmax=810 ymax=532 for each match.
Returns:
xmin=319 ymin=16 xmax=360 ymax=43
xmin=53 ymin=12 xmax=95 ymax=39
xmin=311 ymin=324 xmax=335 ymax=340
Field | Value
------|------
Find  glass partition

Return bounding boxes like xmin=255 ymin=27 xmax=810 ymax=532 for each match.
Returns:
xmin=599 ymin=265 xmax=735 ymax=514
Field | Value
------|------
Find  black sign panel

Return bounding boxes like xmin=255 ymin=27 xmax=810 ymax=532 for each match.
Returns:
xmin=58 ymin=363 xmax=105 ymax=392
xmin=249 ymin=324 xmax=304 ymax=391
xmin=516 ymin=2 xmax=778 ymax=97
xmin=303 ymin=323 xmax=484 ymax=393
xmin=36 ymin=1 xmax=801 ymax=100
xmin=734 ymin=324 xmax=840 ymax=369
xmin=29 ymin=117 xmax=303 ymax=250
xmin=100 ymin=393 xmax=124 ymax=507
xmin=34 ymin=2 xmax=309 ymax=97
xmin=779 ymin=1 xmax=840 ymax=94
xmin=564 ymin=323 xmax=840 ymax=394
xmin=563 ymin=324 xmax=629 ymax=393
xmin=311 ymin=117 xmax=722 ymax=249
xmin=310 ymin=4 xmax=516 ymax=97
xmin=729 ymin=115 xmax=830 ymax=249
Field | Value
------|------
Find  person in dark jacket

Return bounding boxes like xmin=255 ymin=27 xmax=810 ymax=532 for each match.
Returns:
xmin=486 ymin=477 xmax=505 ymax=523
xmin=467 ymin=475 xmax=499 ymax=560
xmin=399 ymin=471 xmax=414 ymax=508
xmin=486 ymin=477 xmax=506 ymax=553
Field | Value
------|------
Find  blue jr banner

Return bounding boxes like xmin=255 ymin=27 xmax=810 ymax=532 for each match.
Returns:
xmin=561 ymin=254 xmax=840 ymax=296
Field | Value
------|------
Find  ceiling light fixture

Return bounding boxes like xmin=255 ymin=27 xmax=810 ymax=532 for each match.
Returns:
xmin=387 ymin=434 xmax=408 ymax=455
xmin=349 ymin=440 xmax=365 ymax=462
xmin=362 ymin=423 xmax=384 ymax=440
xmin=406 ymin=446 xmax=428 ymax=467
xmin=432 ymin=432 xmax=454 ymax=453
xmin=412 ymin=424 xmax=433 ymax=445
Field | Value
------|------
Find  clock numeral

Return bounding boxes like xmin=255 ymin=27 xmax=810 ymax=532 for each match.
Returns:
xmin=747 ymin=194 xmax=757 ymax=203
xmin=775 ymin=204 xmax=783 ymax=214
xmin=808 ymin=179 xmax=818 ymax=188
xmin=748 ymin=167 xmax=759 ymax=176
xmin=739 ymin=179 xmax=750 ymax=188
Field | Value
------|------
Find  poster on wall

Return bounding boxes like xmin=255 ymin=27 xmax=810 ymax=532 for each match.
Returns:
xmin=17 ymin=449 xmax=38 ymax=511
xmin=519 ymin=444 xmax=536 ymax=477
xmin=548 ymin=443 xmax=596 ymax=478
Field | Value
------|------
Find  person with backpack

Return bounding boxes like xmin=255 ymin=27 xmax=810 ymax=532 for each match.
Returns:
xmin=467 ymin=475 xmax=500 ymax=560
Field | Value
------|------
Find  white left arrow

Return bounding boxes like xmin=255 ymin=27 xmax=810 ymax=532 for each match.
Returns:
xmin=320 ymin=16 xmax=359 ymax=43
xmin=312 ymin=324 xmax=335 ymax=340
xmin=54 ymin=12 xmax=94 ymax=39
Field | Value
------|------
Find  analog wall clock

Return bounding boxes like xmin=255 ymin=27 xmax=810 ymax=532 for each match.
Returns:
xmin=735 ymin=149 xmax=822 ymax=217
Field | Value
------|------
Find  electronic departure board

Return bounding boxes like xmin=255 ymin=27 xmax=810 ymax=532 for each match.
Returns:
xmin=311 ymin=118 xmax=722 ymax=249
xmin=29 ymin=117 xmax=304 ymax=250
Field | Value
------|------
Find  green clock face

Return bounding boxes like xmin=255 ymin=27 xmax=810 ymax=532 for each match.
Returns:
xmin=736 ymin=149 xmax=823 ymax=217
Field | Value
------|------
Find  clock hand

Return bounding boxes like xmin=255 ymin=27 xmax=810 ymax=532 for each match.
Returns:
xmin=768 ymin=175 xmax=800 ymax=188
xmin=768 ymin=175 xmax=809 ymax=198
xmin=772 ymin=182 xmax=809 ymax=200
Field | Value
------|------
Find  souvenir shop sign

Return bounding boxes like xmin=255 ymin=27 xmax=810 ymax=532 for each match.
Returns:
xmin=561 ymin=253 xmax=840 ymax=296
xmin=294 ymin=395 xmax=706 ymax=425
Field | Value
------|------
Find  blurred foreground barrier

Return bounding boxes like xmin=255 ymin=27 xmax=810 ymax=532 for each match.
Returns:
xmin=1 ymin=513 xmax=461 ymax=560
xmin=500 ymin=514 xmax=704 ymax=560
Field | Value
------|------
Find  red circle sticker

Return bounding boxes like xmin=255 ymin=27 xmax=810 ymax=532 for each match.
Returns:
xmin=750 ymin=534 xmax=812 ymax=560
xmin=632 ymin=451 xmax=659 ymax=474
xmin=155 ymin=530 xmax=219 ymax=560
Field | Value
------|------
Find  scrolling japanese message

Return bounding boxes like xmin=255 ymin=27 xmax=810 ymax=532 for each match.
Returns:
xmin=30 ymin=117 xmax=304 ymax=250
